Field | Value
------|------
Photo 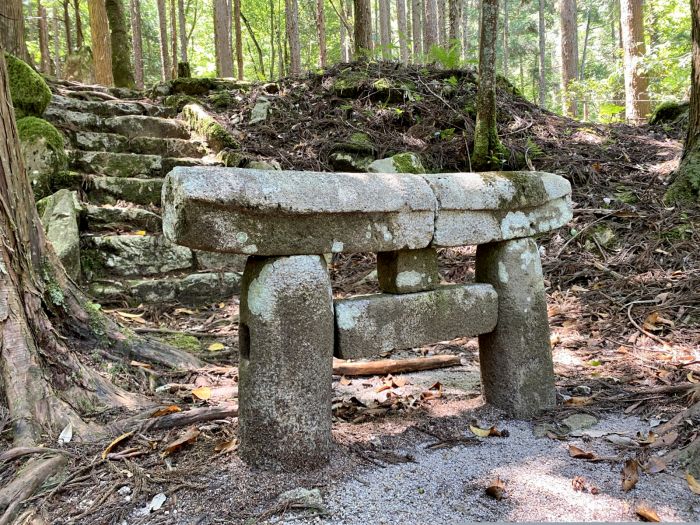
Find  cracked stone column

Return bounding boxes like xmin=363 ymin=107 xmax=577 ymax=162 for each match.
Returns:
xmin=475 ymin=237 xmax=556 ymax=417
xmin=239 ymin=255 xmax=334 ymax=470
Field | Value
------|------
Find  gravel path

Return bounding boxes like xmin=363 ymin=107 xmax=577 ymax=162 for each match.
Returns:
xmin=275 ymin=415 xmax=698 ymax=524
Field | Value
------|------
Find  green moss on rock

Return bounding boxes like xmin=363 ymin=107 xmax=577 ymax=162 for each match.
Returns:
xmin=6 ymin=53 xmax=52 ymax=118
xmin=163 ymin=333 xmax=201 ymax=352
xmin=164 ymin=94 xmax=198 ymax=112
xmin=208 ymin=90 xmax=233 ymax=109
xmin=171 ymin=77 xmax=216 ymax=96
xmin=17 ymin=117 xmax=68 ymax=199
xmin=650 ymin=101 xmax=689 ymax=125
xmin=18 ymin=117 xmax=66 ymax=159
xmin=182 ymin=103 xmax=239 ymax=151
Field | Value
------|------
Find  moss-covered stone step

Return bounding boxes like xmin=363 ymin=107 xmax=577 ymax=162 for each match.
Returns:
xmin=85 ymin=175 xmax=163 ymax=206
xmin=104 ymin=115 xmax=190 ymax=140
xmin=50 ymin=95 xmax=166 ymax=118
xmin=88 ymin=271 xmax=242 ymax=306
xmin=82 ymin=234 xmax=194 ymax=278
xmin=72 ymin=132 xmax=207 ymax=159
xmin=44 ymin=106 xmax=102 ymax=131
xmin=85 ymin=204 xmax=162 ymax=233
xmin=70 ymin=150 xmax=221 ymax=178
xmin=50 ymin=80 xmax=142 ymax=100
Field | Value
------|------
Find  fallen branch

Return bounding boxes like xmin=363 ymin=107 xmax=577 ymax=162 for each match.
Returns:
xmin=0 ymin=447 xmax=70 ymax=463
xmin=333 ymin=355 xmax=462 ymax=377
xmin=109 ymin=404 xmax=239 ymax=435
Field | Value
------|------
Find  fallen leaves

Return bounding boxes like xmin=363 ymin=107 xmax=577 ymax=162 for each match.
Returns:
xmin=102 ymin=431 xmax=135 ymax=459
xmin=485 ymin=478 xmax=506 ymax=500
xmin=57 ymin=423 xmax=73 ymax=445
xmin=151 ymin=405 xmax=182 ymax=418
xmin=568 ymin=445 xmax=597 ymax=460
xmin=160 ymin=426 xmax=200 ymax=457
xmin=208 ymin=342 xmax=225 ymax=352
xmin=215 ymin=438 xmax=239 ymax=455
xmin=685 ymin=472 xmax=700 ymax=495
xmin=642 ymin=311 xmax=674 ymax=332
xmin=622 ymin=459 xmax=640 ymax=492
xmin=470 ymin=424 xmax=508 ymax=438
xmin=191 ymin=386 xmax=212 ymax=400
xmin=643 ymin=456 xmax=666 ymax=474
xmin=635 ymin=503 xmax=661 ymax=522
xmin=420 ymin=382 xmax=443 ymax=400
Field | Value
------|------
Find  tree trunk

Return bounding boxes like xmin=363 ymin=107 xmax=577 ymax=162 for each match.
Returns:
xmin=462 ymin=0 xmax=469 ymax=59
xmin=620 ymin=0 xmax=650 ymax=123
xmin=87 ymin=0 xmax=114 ymax=86
xmin=437 ymin=0 xmax=447 ymax=46
xmin=340 ymin=0 xmax=349 ymax=61
xmin=269 ymin=0 xmax=276 ymax=76
xmin=472 ymin=0 xmax=507 ymax=170
xmin=424 ymin=0 xmax=438 ymax=53
xmin=285 ymin=0 xmax=301 ymax=75
xmin=502 ymin=0 xmax=508 ymax=78
xmin=448 ymin=0 xmax=460 ymax=46
xmin=317 ymin=0 xmax=328 ymax=67
xmin=397 ymin=0 xmax=409 ymax=62
xmin=379 ymin=0 xmax=391 ymax=59
xmin=538 ymin=0 xmax=546 ymax=107
xmin=157 ymin=0 xmax=171 ymax=80
xmin=130 ymin=0 xmax=144 ymax=88
xmin=580 ymin=7 xmax=591 ymax=80
xmin=213 ymin=0 xmax=233 ymax=77
xmin=665 ymin=0 xmax=700 ymax=203
xmin=354 ymin=0 xmax=373 ymax=57
xmin=63 ymin=0 xmax=74 ymax=53
xmin=74 ymin=0 xmax=85 ymax=49
xmin=169 ymin=0 xmax=178 ymax=78
xmin=241 ymin=12 xmax=264 ymax=75
xmin=38 ymin=3 xmax=53 ymax=75
xmin=178 ymin=0 xmax=188 ymax=62
xmin=105 ymin=0 xmax=135 ymax=88
xmin=411 ymin=0 xmax=422 ymax=61
xmin=53 ymin=7 xmax=62 ymax=78
xmin=234 ymin=0 xmax=244 ymax=78
xmin=559 ymin=0 xmax=578 ymax=117
xmin=0 ymin=0 xmax=30 ymax=62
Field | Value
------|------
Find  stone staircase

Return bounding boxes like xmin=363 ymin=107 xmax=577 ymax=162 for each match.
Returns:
xmin=44 ymin=81 xmax=245 ymax=306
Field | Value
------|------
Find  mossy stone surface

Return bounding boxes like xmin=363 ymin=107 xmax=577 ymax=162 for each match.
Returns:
xmin=17 ymin=117 xmax=68 ymax=200
xmin=649 ymin=101 xmax=689 ymax=125
xmin=171 ymin=77 xmax=216 ymax=96
xmin=182 ymin=104 xmax=239 ymax=151
xmin=164 ymin=94 xmax=198 ymax=112
xmin=6 ymin=53 xmax=52 ymax=118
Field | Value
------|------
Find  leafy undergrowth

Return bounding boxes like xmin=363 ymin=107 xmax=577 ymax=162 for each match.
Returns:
xmin=11 ymin=63 xmax=700 ymax=523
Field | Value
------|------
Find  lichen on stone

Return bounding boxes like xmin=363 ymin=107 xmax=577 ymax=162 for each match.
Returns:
xmin=6 ymin=53 xmax=52 ymax=118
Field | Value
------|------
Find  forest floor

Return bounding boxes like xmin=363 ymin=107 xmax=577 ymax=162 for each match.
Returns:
xmin=8 ymin=64 xmax=700 ymax=523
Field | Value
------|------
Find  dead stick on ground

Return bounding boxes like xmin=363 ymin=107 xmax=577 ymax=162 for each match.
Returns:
xmin=333 ymin=355 xmax=462 ymax=377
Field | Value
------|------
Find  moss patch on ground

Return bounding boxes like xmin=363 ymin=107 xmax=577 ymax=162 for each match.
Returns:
xmin=6 ymin=53 xmax=52 ymax=118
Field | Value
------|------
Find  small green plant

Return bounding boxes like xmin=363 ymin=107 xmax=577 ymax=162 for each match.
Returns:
xmin=427 ymin=42 xmax=462 ymax=69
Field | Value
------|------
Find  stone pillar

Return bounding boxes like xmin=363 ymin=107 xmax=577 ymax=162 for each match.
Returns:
xmin=377 ymin=248 xmax=440 ymax=294
xmin=475 ymin=237 xmax=556 ymax=417
xmin=239 ymin=255 xmax=334 ymax=470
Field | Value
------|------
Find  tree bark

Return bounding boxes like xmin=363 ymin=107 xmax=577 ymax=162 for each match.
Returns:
xmin=472 ymin=0 xmax=507 ymax=170
xmin=213 ymin=0 xmax=233 ymax=77
xmin=63 ymin=0 xmax=74 ymax=53
xmin=340 ymin=0 xmax=349 ymax=61
xmin=559 ymin=0 xmax=579 ymax=117
xmin=178 ymin=0 xmax=188 ymax=62
xmin=105 ymin=0 xmax=135 ymax=88
xmin=448 ymin=0 xmax=460 ymax=46
xmin=333 ymin=355 xmax=462 ymax=376
xmin=74 ymin=0 xmax=85 ymax=49
xmin=665 ymin=0 xmax=700 ymax=203
xmin=130 ymin=0 xmax=144 ymax=88
xmin=157 ymin=0 xmax=171 ymax=80
xmin=620 ymin=0 xmax=650 ymax=123
xmin=462 ymin=0 xmax=469 ymax=59
xmin=87 ymin=0 xmax=114 ymax=86
xmin=437 ymin=0 xmax=447 ymax=46
xmin=234 ymin=0 xmax=244 ymax=78
xmin=379 ymin=0 xmax=391 ymax=59
xmin=0 ymin=0 xmax=30 ymax=62
xmin=397 ymin=0 xmax=409 ymax=62
xmin=424 ymin=0 xmax=438 ymax=53
xmin=411 ymin=0 xmax=422 ymax=61
xmin=502 ymin=0 xmax=508 ymax=77
xmin=285 ymin=0 xmax=301 ymax=75
xmin=317 ymin=0 xmax=328 ymax=67
xmin=38 ymin=3 xmax=53 ymax=75
xmin=53 ymin=7 xmax=62 ymax=78
xmin=354 ymin=0 xmax=373 ymax=57
xmin=538 ymin=0 xmax=546 ymax=107
xmin=170 ymin=0 xmax=178 ymax=78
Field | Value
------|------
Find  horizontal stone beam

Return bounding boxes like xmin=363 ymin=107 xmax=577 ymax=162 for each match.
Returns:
xmin=334 ymin=284 xmax=498 ymax=359
xmin=163 ymin=168 xmax=572 ymax=255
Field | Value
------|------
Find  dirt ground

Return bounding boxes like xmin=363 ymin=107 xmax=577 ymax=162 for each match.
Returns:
xmin=5 ymin=64 xmax=700 ymax=524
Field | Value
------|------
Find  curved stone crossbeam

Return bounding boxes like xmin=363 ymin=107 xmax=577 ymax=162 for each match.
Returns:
xmin=162 ymin=168 xmax=572 ymax=255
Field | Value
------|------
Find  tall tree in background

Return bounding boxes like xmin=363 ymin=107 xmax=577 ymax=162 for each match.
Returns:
xmin=424 ymin=0 xmax=439 ymax=52
xmin=0 ymin=0 xmax=31 ymax=62
xmin=412 ymin=0 xmax=422 ymax=60
xmin=234 ymin=0 xmax=244 ymax=78
xmin=620 ymin=0 xmax=650 ymax=123
xmin=379 ymin=0 xmax=391 ymax=58
xmin=63 ymin=0 xmax=74 ymax=52
xmin=397 ymin=0 xmax=409 ymax=62
xmin=473 ymin=0 xmax=507 ymax=169
xmin=130 ymin=0 xmax=144 ymax=88
xmin=53 ymin=7 xmax=62 ymax=77
xmin=74 ymin=0 xmax=85 ymax=48
xmin=38 ymin=2 xmax=53 ymax=74
xmin=317 ymin=0 xmax=328 ymax=67
xmin=666 ymin=0 xmax=700 ymax=203
xmin=213 ymin=0 xmax=232 ymax=76
xmin=169 ymin=0 xmax=178 ymax=77
xmin=87 ymin=0 xmax=114 ymax=85
xmin=461 ymin=0 xmax=469 ymax=59
xmin=157 ymin=0 xmax=172 ymax=80
xmin=105 ymin=0 xmax=135 ymax=88
xmin=354 ymin=0 xmax=373 ymax=57
xmin=437 ymin=0 xmax=447 ymax=45
xmin=178 ymin=0 xmax=188 ymax=64
xmin=502 ymin=0 xmax=509 ymax=77
xmin=538 ymin=0 xmax=546 ymax=106
xmin=559 ymin=0 xmax=579 ymax=117
xmin=448 ymin=0 xmax=461 ymax=47
xmin=286 ymin=0 xmax=302 ymax=74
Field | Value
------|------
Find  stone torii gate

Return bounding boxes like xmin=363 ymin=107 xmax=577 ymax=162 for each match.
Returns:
xmin=162 ymin=167 xmax=573 ymax=471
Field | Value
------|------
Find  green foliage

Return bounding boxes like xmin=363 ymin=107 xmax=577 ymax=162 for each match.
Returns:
xmin=427 ymin=42 xmax=462 ymax=70
xmin=5 ymin=53 xmax=51 ymax=118
xmin=17 ymin=117 xmax=67 ymax=163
